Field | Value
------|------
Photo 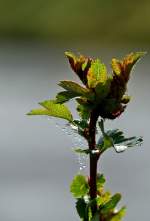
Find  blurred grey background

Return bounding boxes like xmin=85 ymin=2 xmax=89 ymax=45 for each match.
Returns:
xmin=0 ymin=0 xmax=149 ymax=221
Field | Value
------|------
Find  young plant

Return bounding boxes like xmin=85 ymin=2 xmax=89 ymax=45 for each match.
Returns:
xmin=27 ymin=51 xmax=145 ymax=221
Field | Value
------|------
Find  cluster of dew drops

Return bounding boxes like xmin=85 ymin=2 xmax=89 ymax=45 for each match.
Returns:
xmin=47 ymin=117 xmax=142 ymax=171
xmin=48 ymin=117 xmax=88 ymax=172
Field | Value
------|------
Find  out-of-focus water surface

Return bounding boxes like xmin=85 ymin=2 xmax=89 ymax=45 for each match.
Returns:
xmin=0 ymin=42 xmax=149 ymax=221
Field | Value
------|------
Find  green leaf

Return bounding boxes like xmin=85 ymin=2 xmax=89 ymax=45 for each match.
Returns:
xmin=111 ymin=52 xmax=146 ymax=82
xmin=65 ymin=51 xmax=92 ymax=86
xmin=76 ymin=97 xmax=95 ymax=121
xmin=103 ymin=136 xmax=114 ymax=149
xmin=56 ymin=91 xmax=78 ymax=103
xmin=27 ymin=109 xmax=52 ymax=116
xmin=106 ymin=129 xmax=143 ymax=148
xmin=101 ymin=193 xmax=122 ymax=214
xmin=123 ymin=52 xmax=146 ymax=74
xmin=95 ymin=78 xmax=111 ymax=102
xmin=74 ymin=148 xmax=90 ymax=154
xmin=98 ymin=120 xmax=114 ymax=152
xmin=98 ymin=128 xmax=143 ymax=153
xmin=124 ymin=137 xmax=143 ymax=147
xmin=97 ymin=192 xmax=111 ymax=206
xmin=106 ymin=129 xmax=124 ymax=144
xmin=110 ymin=207 xmax=126 ymax=221
xmin=59 ymin=80 xmax=87 ymax=94
xmin=82 ymin=59 xmax=89 ymax=71
xmin=101 ymin=98 xmax=120 ymax=114
xmin=98 ymin=119 xmax=105 ymax=135
xmin=70 ymin=175 xmax=89 ymax=198
xmin=111 ymin=59 xmax=122 ymax=75
xmin=121 ymin=95 xmax=131 ymax=104
xmin=97 ymin=136 xmax=114 ymax=152
xmin=73 ymin=119 xmax=88 ymax=130
xmin=97 ymin=174 xmax=106 ymax=189
xmin=91 ymin=212 xmax=100 ymax=221
xmin=76 ymin=97 xmax=89 ymax=105
xmin=76 ymin=198 xmax=87 ymax=220
xmin=77 ymin=103 xmax=91 ymax=120
xmin=73 ymin=119 xmax=89 ymax=138
xmin=38 ymin=100 xmax=73 ymax=122
xmin=65 ymin=51 xmax=77 ymax=66
xmin=58 ymin=80 xmax=94 ymax=100
xmin=87 ymin=59 xmax=107 ymax=88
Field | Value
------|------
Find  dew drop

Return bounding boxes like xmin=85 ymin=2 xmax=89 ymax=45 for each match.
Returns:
xmin=137 ymin=142 xmax=142 ymax=147
xmin=114 ymin=208 xmax=119 ymax=213
xmin=136 ymin=139 xmax=143 ymax=147
xmin=114 ymin=145 xmax=127 ymax=153
xmin=91 ymin=149 xmax=100 ymax=154
xmin=54 ymin=120 xmax=86 ymax=147
xmin=48 ymin=118 xmax=88 ymax=171
xmin=77 ymin=153 xmax=87 ymax=171
xmin=84 ymin=195 xmax=89 ymax=203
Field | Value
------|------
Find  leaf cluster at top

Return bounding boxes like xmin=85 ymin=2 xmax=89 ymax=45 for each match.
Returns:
xmin=27 ymin=51 xmax=145 ymax=123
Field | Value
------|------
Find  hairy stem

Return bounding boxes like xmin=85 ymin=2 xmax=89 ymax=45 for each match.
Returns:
xmin=88 ymin=109 xmax=99 ymax=216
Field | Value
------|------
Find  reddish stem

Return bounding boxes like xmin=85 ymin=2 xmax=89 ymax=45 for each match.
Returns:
xmin=88 ymin=109 xmax=100 ymax=216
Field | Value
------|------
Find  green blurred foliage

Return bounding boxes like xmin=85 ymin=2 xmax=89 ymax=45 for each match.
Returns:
xmin=0 ymin=0 xmax=149 ymax=44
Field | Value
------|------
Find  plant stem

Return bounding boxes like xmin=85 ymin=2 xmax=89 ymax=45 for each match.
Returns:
xmin=88 ymin=109 xmax=99 ymax=216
